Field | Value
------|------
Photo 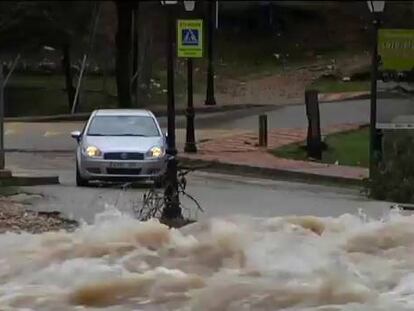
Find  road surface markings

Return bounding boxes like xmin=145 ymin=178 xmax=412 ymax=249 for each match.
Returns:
xmin=43 ymin=131 xmax=62 ymax=137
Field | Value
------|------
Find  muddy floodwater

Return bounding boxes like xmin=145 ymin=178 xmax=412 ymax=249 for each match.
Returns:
xmin=1 ymin=207 xmax=414 ymax=310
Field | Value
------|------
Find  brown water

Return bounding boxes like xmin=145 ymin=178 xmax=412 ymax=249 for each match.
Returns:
xmin=1 ymin=207 xmax=414 ymax=311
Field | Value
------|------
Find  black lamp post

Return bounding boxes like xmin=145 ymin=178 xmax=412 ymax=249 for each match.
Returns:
xmin=184 ymin=57 xmax=198 ymax=153
xmin=184 ymin=1 xmax=198 ymax=153
xmin=160 ymin=0 xmax=197 ymax=219
xmin=160 ymin=0 xmax=180 ymax=219
xmin=367 ymin=0 xmax=385 ymax=179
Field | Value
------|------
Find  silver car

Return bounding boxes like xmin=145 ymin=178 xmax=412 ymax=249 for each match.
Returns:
xmin=71 ymin=109 xmax=168 ymax=186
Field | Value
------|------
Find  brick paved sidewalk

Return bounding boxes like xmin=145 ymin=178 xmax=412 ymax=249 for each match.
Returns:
xmin=181 ymin=123 xmax=368 ymax=182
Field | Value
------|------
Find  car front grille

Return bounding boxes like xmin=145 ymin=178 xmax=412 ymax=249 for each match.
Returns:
xmin=104 ymin=152 xmax=144 ymax=160
xmin=106 ymin=168 xmax=142 ymax=175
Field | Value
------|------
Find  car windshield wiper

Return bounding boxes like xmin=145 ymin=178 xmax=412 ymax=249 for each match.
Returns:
xmin=113 ymin=134 xmax=149 ymax=137
xmin=87 ymin=133 xmax=152 ymax=137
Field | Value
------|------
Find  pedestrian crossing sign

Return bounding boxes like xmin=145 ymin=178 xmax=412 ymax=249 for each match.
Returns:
xmin=182 ymin=29 xmax=199 ymax=46
xmin=177 ymin=19 xmax=203 ymax=58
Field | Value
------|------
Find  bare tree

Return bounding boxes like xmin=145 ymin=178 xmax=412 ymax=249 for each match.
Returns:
xmin=115 ymin=0 xmax=135 ymax=108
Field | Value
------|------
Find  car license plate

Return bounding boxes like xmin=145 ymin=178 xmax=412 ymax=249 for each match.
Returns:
xmin=109 ymin=162 xmax=139 ymax=168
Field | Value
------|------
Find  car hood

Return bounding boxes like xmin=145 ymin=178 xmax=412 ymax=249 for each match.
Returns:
xmin=82 ymin=136 xmax=165 ymax=153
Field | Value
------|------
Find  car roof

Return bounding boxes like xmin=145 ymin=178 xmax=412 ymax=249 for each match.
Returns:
xmin=93 ymin=109 xmax=154 ymax=117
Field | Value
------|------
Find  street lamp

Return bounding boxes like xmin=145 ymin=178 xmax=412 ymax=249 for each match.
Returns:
xmin=367 ymin=1 xmax=385 ymax=14
xmin=160 ymin=0 xmax=196 ymax=220
xmin=367 ymin=0 xmax=385 ymax=179
xmin=183 ymin=1 xmax=195 ymax=11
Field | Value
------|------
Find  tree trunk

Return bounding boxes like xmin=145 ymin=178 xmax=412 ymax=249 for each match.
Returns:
xmin=132 ymin=3 xmax=139 ymax=107
xmin=139 ymin=24 xmax=153 ymax=101
xmin=61 ymin=43 xmax=76 ymax=112
xmin=101 ymin=49 xmax=111 ymax=96
xmin=115 ymin=1 xmax=133 ymax=108
xmin=102 ymin=64 xmax=108 ymax=94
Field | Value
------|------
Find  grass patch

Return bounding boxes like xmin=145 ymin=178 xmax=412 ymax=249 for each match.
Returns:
xmin=9 ymin=73 xmax=117 ymax=94
xmin=5 ymin=70 xmax=195 ymax=117
xmin=4 ymin=40 xmax=360 ymax=117
xmin=309 ymin=77 xmax=370 ymax=93
xmin=4 ymin=87 xmax=119 ymax=117
xmin=4 ymin=73 xmax=120 ymax=117
xmin=271 ymin=127 xmax=369 ymax=167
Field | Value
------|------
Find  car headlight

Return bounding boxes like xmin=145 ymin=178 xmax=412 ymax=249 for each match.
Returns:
xmin=85 ymin=146 xmax=102 ymax=157
xmin=149 ymin=146 xmax=165 ymax=158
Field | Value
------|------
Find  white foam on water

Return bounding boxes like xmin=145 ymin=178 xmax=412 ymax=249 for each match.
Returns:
xmin=1 ymin=207 xmax=414 ymax=310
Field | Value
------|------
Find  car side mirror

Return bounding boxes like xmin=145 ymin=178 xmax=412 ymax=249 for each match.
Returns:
xmin=71 ymin=131 xmax=81 ymax=141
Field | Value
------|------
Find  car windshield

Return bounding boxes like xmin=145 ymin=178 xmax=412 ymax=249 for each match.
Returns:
xmin=87 ymin=115 xmax=160 ymax=137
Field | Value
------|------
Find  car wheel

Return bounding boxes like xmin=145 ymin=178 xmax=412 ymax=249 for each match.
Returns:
xmin=76 ymin=163 xmax=89 ymax=187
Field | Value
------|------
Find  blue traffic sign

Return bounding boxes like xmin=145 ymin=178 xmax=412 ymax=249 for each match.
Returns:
xmin=182 ymin=29 xmax=199 ymax=46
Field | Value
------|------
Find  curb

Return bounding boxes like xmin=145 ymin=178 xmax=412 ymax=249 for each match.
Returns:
xmin=5 ymin=104 xmax=267 ymax=123
xmin=323 ymin=94 xmax=370 ymax=102
xmin=178 ymin=156 xmax=364 ymax=187
xmin=0 ymin=175 xmax=60 ymax=187
xmin=318 ymin=92 xmax=407 ymax=104
xmin=0 ymin=169 xmax=12 ymax=178
xmin=5 ymin=149 xmax=74 ymax=153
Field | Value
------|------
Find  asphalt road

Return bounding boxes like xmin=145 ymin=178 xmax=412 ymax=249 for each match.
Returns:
xmin=8 ymin=152 xmax=391 ymax=224
xmin=4 ymin=99 xmax=393 ymax=224
xmin=5 ymin=100 xmax=370 ymax=152
xmin=219 ymin=99 xmax=370 ymax=130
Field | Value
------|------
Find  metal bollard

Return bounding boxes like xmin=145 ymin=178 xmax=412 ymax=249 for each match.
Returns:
xmin=258 ymin=114 xmax=268 ymax=147
xmin=305 ymin=89 xmax=322 ymax=159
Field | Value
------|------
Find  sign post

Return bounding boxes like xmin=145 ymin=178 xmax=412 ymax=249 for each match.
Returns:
xmin=367 ymin=1 xmax=385 ymax=179
xmin=369 ymin=18 xmax=380 ymax=178
xmin=178 ymin=19 xmax=203 ymax=153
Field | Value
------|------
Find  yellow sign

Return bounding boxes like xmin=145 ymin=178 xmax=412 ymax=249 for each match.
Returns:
xmin=177 ymin=19 xmax=203 ymax=58
xmin=378 ymin=29 xmax=414 ymax=71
